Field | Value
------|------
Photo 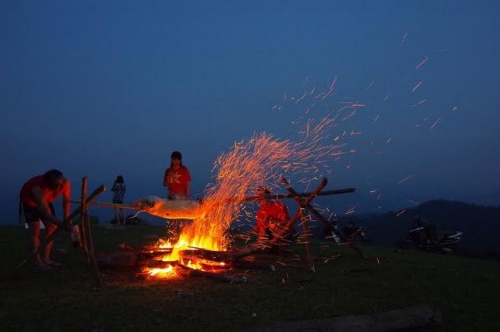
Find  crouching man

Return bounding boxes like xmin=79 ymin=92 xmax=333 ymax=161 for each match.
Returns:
xmin=254 ymin=187 xmax=297 ymax=250
xmin=20 ymin=169 xmax=72 ymax=271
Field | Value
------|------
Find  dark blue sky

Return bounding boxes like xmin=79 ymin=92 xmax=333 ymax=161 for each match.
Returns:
xmin=1 ymin=1 xmax=499 ymax=224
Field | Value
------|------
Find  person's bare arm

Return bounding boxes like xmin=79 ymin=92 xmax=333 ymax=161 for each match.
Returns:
xmin=31 ymin=186 xmax=62 ymax=226
xmin=185 ymin=181 xmax=191 ymax=198
xmin=163 ymin=169 xmax=168 ymax=187
xmin=62 ymin=180 xmax=71 ymax=221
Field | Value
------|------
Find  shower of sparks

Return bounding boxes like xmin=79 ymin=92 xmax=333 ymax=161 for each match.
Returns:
xmin=144 ymin=102 xmax=355 ymax=278
xmin=412 ymin=99 xmax=427 ymax=107
xmin=302 ymin=76 xmax=309 ymax=88
xmin=143 ymin=40 xmax=462 ymax=277
xmin=430 ymin=117 xmax=441 ymax=130
xmin=295 ymin=91 xmax=308 ymax=105
xmin=341 ymin=109 xmax=357 ymax=122
xmin=180 ymin=116 xmax=348 ymax=250
xmin=411 ymin=81 xmax=423 ymax=93
xmin=366 ymin=80 xmax=375 ymax=90
xmin=329 ymin=76 xmax=338 ymax=90
xmin=395 ymin=209 xmax=406 ymax=217
xmin=344 ymin=206 xmax=356 ymax=215
xmin=397 ymin=175 xmax=413 ymax=184
xmin=401 ymin=32 xmax=408 ymax=43
xmin=415 ymin=57 xmax=429 ymax=70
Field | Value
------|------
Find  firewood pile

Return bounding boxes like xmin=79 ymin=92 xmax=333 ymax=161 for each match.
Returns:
xmin=96 ymin=243 xmax=288 ymax=283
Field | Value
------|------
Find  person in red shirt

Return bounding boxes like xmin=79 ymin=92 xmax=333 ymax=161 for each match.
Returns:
xmin=163 ymin=151 xmax=191 ymax=200
xmin=255 ymin=187 xmax=297 ymax=243
xmin=163 ymin=151 xmax=191 ymax=239
xmin=19 ymin=169 xmax=72 ymax=270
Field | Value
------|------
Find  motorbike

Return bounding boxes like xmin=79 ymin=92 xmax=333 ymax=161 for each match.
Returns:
xmin=400 ymin=226 xmax=463 ymax=253
xmin=326 ymin=225 xmax=366 ymax=244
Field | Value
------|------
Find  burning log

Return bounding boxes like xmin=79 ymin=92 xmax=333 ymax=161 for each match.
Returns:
xmin=118 ymin=243 xmax=173 ymax=254
xmin=143 ymin=259 xmax=182 ymax=269
xmin=97 ymin=251 xmax=172 ymax=268
xmin=144 ymin=256 xmax=275 ymax=272
xmin=180 ymin=249 xmax=233 ymax=263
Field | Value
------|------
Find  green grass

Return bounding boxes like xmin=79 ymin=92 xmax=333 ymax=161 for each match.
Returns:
xmin=1 ymin=225 xmax=499 ymax=332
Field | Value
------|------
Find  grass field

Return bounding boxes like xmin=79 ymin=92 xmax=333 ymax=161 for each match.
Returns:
xmin=1 ymin=224 xmax=499 ymax=332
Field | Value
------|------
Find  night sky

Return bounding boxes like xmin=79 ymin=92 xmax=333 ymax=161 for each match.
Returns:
xmin=2 ymin=1 xmax=499 ymax=224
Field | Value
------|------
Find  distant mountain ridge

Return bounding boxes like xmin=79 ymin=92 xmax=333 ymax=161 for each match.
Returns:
xmin=335 ymin=199 xmax=500 ymax=258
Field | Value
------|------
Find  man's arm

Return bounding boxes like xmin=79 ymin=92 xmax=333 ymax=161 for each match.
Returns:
xmin=32 ymin=186 xmax=62 ymax=226
xmin=62 ymin=180 xmax=71 ymax=221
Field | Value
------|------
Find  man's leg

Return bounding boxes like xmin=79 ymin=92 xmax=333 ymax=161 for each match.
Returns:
xmin=41 ymin=204 xmax=59 ymax=264
xmin=27 ymin=221 xmax=44 ymax=266
xmin=42 ymin=221 xmax=58 ymax=263
xmin=119 ymin=209 xmax=125 ymax=224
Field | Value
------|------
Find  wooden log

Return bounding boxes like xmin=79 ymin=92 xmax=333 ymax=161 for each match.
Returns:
xmin=270 ymin=176 xmax=328 ymax=246
xmin=81 ymin=177 xmax=103 ymax=288
xmin=241 ymin=305 xmax=441 ymax=332
xmin=70 ymin=188 xmax=355 ymax=211
xmin=97 ymin=251 xmax=172 ymax=268
xmin=227 ymin=244 xmax=264 ymax=260
xmin=143 ymin=260 xmax=180 ymax=269
xmin=69 ymin=200 xmax=141 ymax=211
xmin=180 ymin=248 xmax=235 ymax=263
xmin=278 ymin=177 xmax=328 ymax=272
xmin=222 ymin=188 xmax=356 ymax=203
xmin=118 ymin=243 xmax=173 ymax=254
xmin=67 ymin=184 xmax=106 ymax=221
xmin=280 ymin=176 xmax=366 ymax=259
xmin=80 ymin=176 xmax=90 ymax=265
xmin=34 ymin=184 xmax=106 ymax=255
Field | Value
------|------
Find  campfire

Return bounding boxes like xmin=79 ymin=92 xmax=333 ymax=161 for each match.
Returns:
xmin=75 ymin=131 xmax=362 ymax=285
xmin=120 ymin=133 xmax=356 ymax=280
xmin=103 ymin=176 xmax=359 ymax=282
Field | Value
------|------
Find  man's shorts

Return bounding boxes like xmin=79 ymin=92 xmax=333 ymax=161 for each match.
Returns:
xmin=21 ymin=203 xmax=55 ymax=224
